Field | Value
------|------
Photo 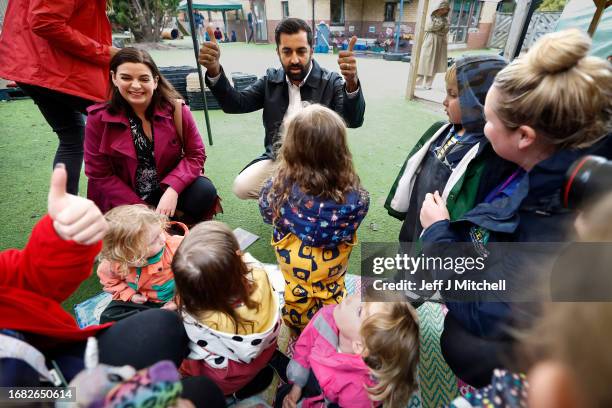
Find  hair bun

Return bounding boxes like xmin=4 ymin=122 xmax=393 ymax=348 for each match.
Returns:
xmin=528 ymin=29 xmax=591 ymax=74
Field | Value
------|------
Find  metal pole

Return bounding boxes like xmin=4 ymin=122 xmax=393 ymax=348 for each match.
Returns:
xmin=186 ymin=0 xmax=214 ymax=145
xmin=312 ymin=0 xmax=316 ymax=35
xmin=394 ymin=0 xmax=405 ymax=53
xmin=222 ymin=10 xmax=228 ymax=41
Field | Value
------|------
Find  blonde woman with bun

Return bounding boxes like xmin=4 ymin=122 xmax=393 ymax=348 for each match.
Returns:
xmin=417 ymin=29 xmax=612 ymax=388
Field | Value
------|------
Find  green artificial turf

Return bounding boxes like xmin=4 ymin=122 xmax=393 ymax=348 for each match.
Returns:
xmin=0 ymin=60 xmax=443 ymax=313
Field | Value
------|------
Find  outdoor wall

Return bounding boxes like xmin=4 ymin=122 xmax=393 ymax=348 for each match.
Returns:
xmin=466 ymin=0 xmax=499 ymax=49
xmin=263 ymin=0 xmax=420 ymax=41
xmin=337 ymin=0 xmax=419 ymax=38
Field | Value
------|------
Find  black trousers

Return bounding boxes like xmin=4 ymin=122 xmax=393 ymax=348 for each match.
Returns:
xmin=146 ymin=176 xmax=218 ymax=223
xmin=99 ymin=300 xmax=163 ymax=324
xmin=440 ymin=312 xmax=515 ymax=388
xmin=1 ymin=309 xmax=226 ymax=406
xmin=18 ymin=83 xmax=94 ymax=195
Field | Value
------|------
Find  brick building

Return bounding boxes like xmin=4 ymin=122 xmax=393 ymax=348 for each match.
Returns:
xmin=238 ymin=0 xmax=500 ymax=50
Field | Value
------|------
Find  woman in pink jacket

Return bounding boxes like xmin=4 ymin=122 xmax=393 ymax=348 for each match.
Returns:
xmin=84 ymin=48 xmax=220 ymax=222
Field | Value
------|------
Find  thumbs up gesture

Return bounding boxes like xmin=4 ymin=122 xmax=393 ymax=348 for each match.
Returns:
xmin=198 ymin=26 xmax=221 ymax=77
xmin=337 ymin=36 xmax=359 ymax=92
xmin=48 ymin=164 xmax=107 ymax=245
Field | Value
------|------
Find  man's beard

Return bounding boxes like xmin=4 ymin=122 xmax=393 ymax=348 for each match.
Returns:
xmin=284 ymin=59 xmax=311 ymax=82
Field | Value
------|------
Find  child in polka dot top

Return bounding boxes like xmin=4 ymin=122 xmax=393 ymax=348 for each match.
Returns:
xmin=171 ymin=221 xmax=282 ymax=395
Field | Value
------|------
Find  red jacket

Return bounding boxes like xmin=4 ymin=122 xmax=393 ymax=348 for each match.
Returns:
xmin=84 ymin=102 xmax=206 ymax=213
xmin=0 ymin=0 xmax=112 ymax=102
xmin=0 ymin=216 xmax=111 ymax=349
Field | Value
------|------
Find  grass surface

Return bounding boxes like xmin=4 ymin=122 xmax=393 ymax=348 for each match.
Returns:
xmin=0 ymin=43 xmax=444 ymax=313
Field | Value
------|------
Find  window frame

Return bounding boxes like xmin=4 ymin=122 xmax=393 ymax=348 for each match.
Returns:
xmin=281 ymin=1 xmax=289 ymax=18
xmin=384 ymin=2 xmax=396 ymax=22
xmin=330 ymin=0 xmax=345 ymax=26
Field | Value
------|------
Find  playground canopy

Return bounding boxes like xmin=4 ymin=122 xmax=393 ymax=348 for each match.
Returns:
xmin=177 ymin=0 xmax=243 ymax=12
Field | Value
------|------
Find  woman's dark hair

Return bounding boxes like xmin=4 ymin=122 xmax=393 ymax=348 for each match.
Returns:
xmin=274 ymin=18 xmax=313 ymax=47
xmin=108 ymin=47 xmax=181 ymax=119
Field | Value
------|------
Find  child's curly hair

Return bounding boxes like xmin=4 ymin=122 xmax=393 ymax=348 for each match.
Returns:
xmin=100 ymin=205 xmax=167 ymax=277
xmin=361 ymin=301 xmax=420 ymax=407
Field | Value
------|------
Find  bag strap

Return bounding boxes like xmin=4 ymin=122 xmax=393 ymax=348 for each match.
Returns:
xmin=173 ymin=99 xmax=184 ymax=147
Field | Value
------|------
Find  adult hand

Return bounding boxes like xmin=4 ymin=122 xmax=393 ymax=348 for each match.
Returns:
xmin=420 ymin=191 xmax=450 ymax=230
xmin=198 ymin=27 xmax=221 ymax=77
xmin=282 ymin=385 xmax=302 ymax=408
xmin=337 ymin=36 xmax=359 ymax=93
xmin=131 ymin=293 xmax=148 ymax=304
xmin=48 ymin=164 xmax=108 ymax=245
xmin=109 ymin=46 xmax=120 ymax=59
xmin=156 ymin=187 xmax=179 ymax=217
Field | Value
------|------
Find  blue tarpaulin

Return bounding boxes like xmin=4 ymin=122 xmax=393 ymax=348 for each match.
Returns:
xmin=556 ymin=0 xmax=611 ymax=59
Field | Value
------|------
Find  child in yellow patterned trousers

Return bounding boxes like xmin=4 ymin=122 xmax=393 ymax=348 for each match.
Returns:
xmin=259 ymin=105 xmax=369 ymax=332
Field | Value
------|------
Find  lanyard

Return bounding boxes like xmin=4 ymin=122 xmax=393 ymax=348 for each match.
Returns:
xmin=484 ymin=168 xmax=523 ymax=203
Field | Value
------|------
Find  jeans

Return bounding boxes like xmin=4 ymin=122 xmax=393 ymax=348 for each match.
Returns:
xmin=18 ymin=83 xmax=94 ymax=195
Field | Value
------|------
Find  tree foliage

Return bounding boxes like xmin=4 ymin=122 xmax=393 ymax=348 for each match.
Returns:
xmin=110 ymin=0 xmax=180 ymax=42
xmin=538 ymin=0 xmax=567 ymax=12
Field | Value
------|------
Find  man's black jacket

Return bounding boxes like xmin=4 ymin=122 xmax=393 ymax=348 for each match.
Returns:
xmin=205 ymin=60 xmax=365 ymax=160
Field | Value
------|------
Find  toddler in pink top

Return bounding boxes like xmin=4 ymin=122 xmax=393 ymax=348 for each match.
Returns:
xmin=280 ymin=294 xmax=419 ymax=408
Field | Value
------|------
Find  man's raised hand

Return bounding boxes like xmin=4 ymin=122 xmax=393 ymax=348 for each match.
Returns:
xmin=48 ymin=164 xmax=108 ymax=245
xmin=198 ymin=26 xmax=221 ymax=77
xmin=337 ymin=36 xmax=359 ymax=92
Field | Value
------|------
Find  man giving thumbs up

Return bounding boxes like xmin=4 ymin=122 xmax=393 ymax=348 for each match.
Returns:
xmin=197 ymin=18 xmax=365 ymax=200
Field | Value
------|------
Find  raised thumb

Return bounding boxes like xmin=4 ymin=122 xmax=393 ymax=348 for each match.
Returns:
xmin=49 ymin=164 xmax=68 ymax=202
xmin=348 ymin=36 xmax=357 ymax=52
xmin=207 ymin=26 xmax=216 ymax=44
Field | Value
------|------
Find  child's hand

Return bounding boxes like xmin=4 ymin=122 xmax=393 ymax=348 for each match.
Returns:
xmin=161 ymin=300 xmax=177 ymax=311
xmin=131 ymin=293 xmax=148 ymax=304
xmin=48 ymin=164 xmax=108 ymax=245
xmin=420 ymin=191 xmax=450 ymax=230
xmin=156 ymin=187 xmax=178 ymax=217
xmin=283 ymin=385 xmax=302 ymax=408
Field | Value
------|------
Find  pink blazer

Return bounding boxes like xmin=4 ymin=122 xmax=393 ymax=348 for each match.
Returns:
xmin=84 ymin=102 xmax=205 ymax=213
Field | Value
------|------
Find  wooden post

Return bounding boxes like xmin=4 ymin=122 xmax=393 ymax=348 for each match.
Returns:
xmin=405 ymin=0 xmax=430 ymax=100
xmin=588 ymin=0 xmax=611 ymax=36
xmin=503 ymin=0 xmax=531 ymax=59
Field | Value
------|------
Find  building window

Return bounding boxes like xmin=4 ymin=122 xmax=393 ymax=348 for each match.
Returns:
xmin=470 ymin=1 xmax=483 ymax=27
xmin=281 ymin=1 xmax=289 ymax=18
xmin=384 ymin=2 xmax=396 ymax=22
xmin=448 ymin=0 xmax=483 ymax=43
xmin=331 ymin=0 xmax=345 ymax=26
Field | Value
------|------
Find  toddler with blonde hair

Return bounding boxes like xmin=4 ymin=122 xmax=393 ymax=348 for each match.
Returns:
xmin=279 ymin=294 xmax=419 ymax=408
xmin=97 ymin=204 xmax=186 ymax=323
